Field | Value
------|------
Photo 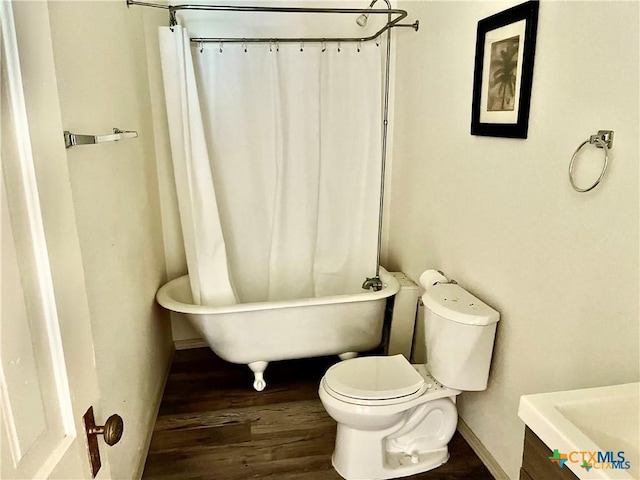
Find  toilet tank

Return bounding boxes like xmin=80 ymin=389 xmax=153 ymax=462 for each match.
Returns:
xmin=422 ymin=283 xmax=499 ymax=391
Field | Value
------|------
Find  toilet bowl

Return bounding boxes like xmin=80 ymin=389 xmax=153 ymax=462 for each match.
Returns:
xmin=318 ymin=273 xmax=500 ymax=480
xmin=319 ymin=355 xmax=460 ymax=480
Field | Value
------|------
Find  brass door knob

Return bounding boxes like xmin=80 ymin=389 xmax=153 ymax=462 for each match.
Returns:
xmin=91 ymin=414 xmax=124 ymax=446
xmin=84 ymin=407 xmax=125 ymax=477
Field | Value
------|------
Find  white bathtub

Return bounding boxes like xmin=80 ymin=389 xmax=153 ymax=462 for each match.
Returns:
xmin=156 ymin=267 xmax=400 ymax=390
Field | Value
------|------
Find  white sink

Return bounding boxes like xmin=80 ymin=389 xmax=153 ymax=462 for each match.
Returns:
xmin=519 ymin=383 xmax=639 ymax=480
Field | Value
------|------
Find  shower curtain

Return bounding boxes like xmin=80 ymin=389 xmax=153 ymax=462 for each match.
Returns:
xmin=159 ymin=26 xmax=382 ymax=305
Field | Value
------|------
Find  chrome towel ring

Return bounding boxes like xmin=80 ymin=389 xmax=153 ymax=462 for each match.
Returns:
xmin=568 ymin=130 xmax=614 ymax=193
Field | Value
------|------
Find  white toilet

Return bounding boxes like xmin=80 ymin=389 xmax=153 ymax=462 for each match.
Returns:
xmin=318 ymin=277 xmax=500 ymax=480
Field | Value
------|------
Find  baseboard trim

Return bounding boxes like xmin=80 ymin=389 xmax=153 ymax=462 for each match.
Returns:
xmin=133 ymin=345 xmax=175 ymax=480
xmin=457 ymin=418 xmax=510 ymax=480
xmin=174 ymin=338 xmax=208 ymax=350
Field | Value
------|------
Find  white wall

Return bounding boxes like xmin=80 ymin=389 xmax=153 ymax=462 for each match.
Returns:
xmin=389 ymin=1 xmax=639 ymax=478
xmin=47 ymin=2 xmax=173 ymax=477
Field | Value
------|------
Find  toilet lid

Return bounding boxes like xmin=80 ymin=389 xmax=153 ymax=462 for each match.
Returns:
xmin=324 ymin=355 xmax=425 ymax=401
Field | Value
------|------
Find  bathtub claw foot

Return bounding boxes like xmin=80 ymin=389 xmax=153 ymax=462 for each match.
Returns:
xmin=253 ymin=377 xmax=266 ymax=391
xmin=338 ymin=352 xmax=358 ymax=361
xmin=248 ymin=361 xmax=269 ymax=391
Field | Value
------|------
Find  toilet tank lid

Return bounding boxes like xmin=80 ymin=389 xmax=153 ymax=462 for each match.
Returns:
xmin=423 ymin=283 xmax=499 ymax=326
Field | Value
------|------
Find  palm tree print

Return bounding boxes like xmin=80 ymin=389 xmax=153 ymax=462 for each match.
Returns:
xmin=487 ymin=35 xmax=520 ymax=111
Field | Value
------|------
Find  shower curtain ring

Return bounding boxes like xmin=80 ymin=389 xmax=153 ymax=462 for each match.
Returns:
xmin=219 ymin=41 xmax=223 ymax=53
xmin=337 ymin=41 xmax=341 ymax=53
xmin=199 ymin=41 xmax=204 ymax=53
xmin=243 ymin=40 xmax=247 ymax=53
xmin=321 ymin=40 xmax=326 ymax=52
xmin=276 ymin=41 xmax=279 ymax=52
xmin=357 ymin=40 xmax=361 ymax=52
xmin=300 ymin=40 xmax=304 ymax=52
xmin=269 ymin=40 xmax=273 ymax=52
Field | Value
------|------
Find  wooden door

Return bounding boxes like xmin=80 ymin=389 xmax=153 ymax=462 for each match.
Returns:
xmin=1 ymin=1 xmax=111 ymax=478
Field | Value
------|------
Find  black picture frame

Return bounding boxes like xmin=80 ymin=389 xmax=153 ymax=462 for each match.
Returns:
xmin=470 ymin=1 xmax=539 ymax=138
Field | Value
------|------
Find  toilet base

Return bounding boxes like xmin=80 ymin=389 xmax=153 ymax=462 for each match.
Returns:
xmin=332 ymin=450 xmax=449 ymax=480
xmin=331 ymin=423 xmax=451 ymax=480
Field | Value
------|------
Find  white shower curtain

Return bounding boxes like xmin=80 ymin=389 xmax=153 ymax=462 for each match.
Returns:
xmin=159 ymin=26 xmax=382 ymax=305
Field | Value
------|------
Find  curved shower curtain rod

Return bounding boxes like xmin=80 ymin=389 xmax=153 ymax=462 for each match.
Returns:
xmin=126 ymin=1 xmax=419 ymax=44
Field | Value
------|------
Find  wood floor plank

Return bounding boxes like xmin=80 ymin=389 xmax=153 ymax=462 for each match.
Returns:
xmin=153 ymin=408 xmax=260 ymax=432
xmin=143 ymin=348 xmax=494 ymax=480
xmin=144 ymin=426 xmax=337 ymax=479
xmin=148 ymin=422 xmax=252 ymax=453
xmin=145 ymin=452 xmax=340 ymax=480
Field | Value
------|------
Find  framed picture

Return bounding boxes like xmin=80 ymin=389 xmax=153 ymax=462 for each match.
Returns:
xmin=471 ymin=1 xmax=539 ymax=138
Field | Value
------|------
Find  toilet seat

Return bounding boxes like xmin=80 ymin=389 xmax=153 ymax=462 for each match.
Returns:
xmin=323 ymin=355 xmax=427 ymax=405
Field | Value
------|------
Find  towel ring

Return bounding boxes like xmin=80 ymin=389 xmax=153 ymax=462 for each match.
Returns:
xmin=568 ymin=130 xmax=614 ymax=193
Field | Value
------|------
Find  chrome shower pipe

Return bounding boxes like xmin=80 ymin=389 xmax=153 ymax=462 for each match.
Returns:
xmin=359 ymin=0 xmax=392 ymax=292
xmin=368 ymin=0 xmax=392 ymax=292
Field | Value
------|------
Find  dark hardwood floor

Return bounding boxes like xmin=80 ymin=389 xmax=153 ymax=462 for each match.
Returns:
xmin=143 ymin=348 xmax=494 ymax=480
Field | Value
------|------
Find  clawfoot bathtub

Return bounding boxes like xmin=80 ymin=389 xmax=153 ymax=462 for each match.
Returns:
xmin=156 ymin=268 xmax=399 ymax=391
